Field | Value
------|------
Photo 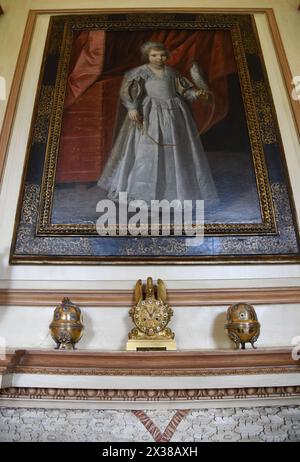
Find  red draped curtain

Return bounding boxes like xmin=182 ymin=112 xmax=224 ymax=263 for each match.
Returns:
xmin=56 ymin=30 xmax=236 ymax=183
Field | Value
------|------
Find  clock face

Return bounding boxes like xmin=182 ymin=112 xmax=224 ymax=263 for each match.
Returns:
xmin=133 ymin=297 xmax=169 ymax=336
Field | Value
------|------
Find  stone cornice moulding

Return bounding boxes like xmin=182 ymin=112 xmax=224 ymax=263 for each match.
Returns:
xmin=0 ymin=286 xmax=300 ymax=307
xmin=1 ymin=385 xmax=300 ymax=405
xmin=1 ymin=348 xmax=299 ymax=378
xmin=0 ymin=7 xmax=299 ymax=191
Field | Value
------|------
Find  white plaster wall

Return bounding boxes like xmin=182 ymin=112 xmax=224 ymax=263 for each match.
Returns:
xmin=0 ymin=1 xmax=300 ymax=352
xmin=0 ymin=304 xmax=299 ymax=350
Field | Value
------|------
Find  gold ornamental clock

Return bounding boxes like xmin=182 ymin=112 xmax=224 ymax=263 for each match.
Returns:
xmin=126 ymin=277 xmax=176 ymax=351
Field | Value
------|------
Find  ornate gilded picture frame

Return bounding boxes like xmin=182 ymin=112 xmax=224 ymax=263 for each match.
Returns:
xmin=10 ymin=12 xmax=300 ymax=264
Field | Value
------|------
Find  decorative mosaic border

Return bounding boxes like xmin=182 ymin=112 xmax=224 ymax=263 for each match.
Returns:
xmin=1 ymin=386 xmax=300 ymax=402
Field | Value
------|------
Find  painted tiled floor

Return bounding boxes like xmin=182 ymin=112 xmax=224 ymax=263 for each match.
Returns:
xmin=0 ymin=406 xmax=300 ymax=442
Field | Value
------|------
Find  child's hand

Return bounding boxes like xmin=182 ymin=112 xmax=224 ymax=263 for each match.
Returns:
xmin=128 ymin=110 xmax=142 ymax=123
xmin=196 ymin=89 xmax=210 ymax=100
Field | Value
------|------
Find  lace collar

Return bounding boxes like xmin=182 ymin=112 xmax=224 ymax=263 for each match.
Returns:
xmin=125 ymin=64 xmax=178 ymax=81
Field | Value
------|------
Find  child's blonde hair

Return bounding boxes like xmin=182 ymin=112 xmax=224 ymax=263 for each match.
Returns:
xmin=140 ymin=41 xmax=170 ymax=62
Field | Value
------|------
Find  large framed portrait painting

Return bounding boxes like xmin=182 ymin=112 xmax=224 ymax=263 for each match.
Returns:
xmin=10 ymin=13 xmax=300 ymax=263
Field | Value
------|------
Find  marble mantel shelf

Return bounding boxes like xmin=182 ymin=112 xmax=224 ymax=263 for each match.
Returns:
xmin=1 ymin=347 xmax=299 ymax=378
xmin=0 ymin=349 xmax=300 ymax=408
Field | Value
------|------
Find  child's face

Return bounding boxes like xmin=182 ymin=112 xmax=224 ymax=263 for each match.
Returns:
xmin=148 ymin=49 xmax=168 ymax=67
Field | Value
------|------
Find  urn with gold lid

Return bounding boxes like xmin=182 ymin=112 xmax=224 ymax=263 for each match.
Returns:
xmin=49 ymin=298 xmax=84 ymax=350
xmin=225 ymin=302 xmax=260 ymax=349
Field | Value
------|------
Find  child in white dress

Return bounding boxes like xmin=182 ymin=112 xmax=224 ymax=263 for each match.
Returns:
xmin=98 ymin=41 xmax=218 ymax=206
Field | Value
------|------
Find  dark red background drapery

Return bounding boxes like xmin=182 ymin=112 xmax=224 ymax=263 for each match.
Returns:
xmin=56 ymin=30 xmax=237 ymax=183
